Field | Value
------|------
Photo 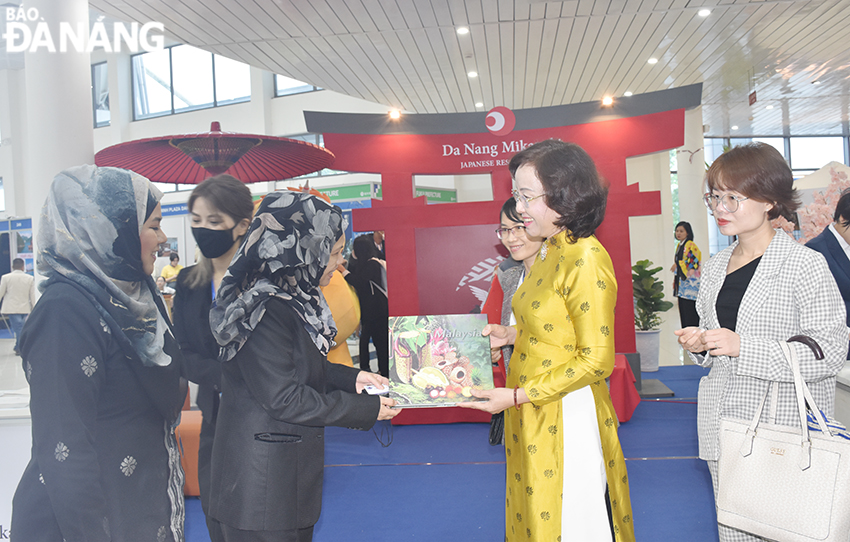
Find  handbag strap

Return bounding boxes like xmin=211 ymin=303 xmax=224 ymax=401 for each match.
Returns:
xmin=781 ymin=341 xmax=832 ymax=435
xmin=740 ymin=342 xmax=831 ymax=469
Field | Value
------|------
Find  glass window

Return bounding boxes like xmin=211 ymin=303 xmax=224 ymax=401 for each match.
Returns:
xmin=132 ymin=49 xmax=172 ymax=119
xmin=214 ymin=54 xmax=250 ymax=105
xmin=92 ymin=62 xmax=110 ymax=127
xmin=670 ymin=149 xmax=679 ymax=225
xmin=790 ymin=137 xmax=844 ymax=170
xmin=132 ymin=45 xmax=252 ymax=120
xmin=703 ymin=138 xmax=727 ymax=166
xmin=275 ymin=74 xmax=316 ymax=96
xmin=752 ymin=137 xmax=785 ymax=158
xmin=171 ymin=45 xmax=214 ymax=112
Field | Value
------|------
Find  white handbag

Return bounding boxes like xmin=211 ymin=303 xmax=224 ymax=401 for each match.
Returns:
xmin=716 ymin=341 xmax=850 ymax=542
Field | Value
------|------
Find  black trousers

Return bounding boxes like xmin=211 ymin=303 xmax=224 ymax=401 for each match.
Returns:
xmin=678 ymin=297 xmax=700 ymax=328
xmin=359 ymin=319 xmax=389 ymax=377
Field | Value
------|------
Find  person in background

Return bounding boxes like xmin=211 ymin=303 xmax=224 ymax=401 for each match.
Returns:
xmin=171 ymin=174 xmax=254 ymax=542
xmin=12 ymin=165 xmax=185 ymax=541
xmin=373 ymin=230 xmax=385 ymax=259
xmin=321 ymin=269 xmax=361 ymax=367
xmin=806 ymin=188 xmax=850 ymax=355
xmin=208 ymin=191 xmax=397 ymax=541
xmin=480 ymin=197 xmax=544 ymax=441
xmin=670 ymin=221 xmax=701 ymax=328
xmin=156 ymin=275 xmax=175 ymax=295
xmin=676 ymin=143 xmax=847 ymax=541
xmin=344 ymin=234 xmax=389 ymax=377
xmin=160 ymin=252 xmax=182 ymax=284
xmin=461 ymin=139 xmax=635 ymax=541
xmin=0 ymin=257 xmax=35 ymax=355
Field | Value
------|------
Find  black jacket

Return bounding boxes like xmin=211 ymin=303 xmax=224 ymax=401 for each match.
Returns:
xmin=172 ymin=267 xmax=221 ymax=422
xmin=208 ymin=298 xmax=380 ymax=531
xmin=345 ymin=259 xmax=388 ymax=324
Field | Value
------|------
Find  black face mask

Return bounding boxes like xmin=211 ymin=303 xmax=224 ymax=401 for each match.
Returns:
xmin=192 ymin=226 xmax=236 ymax=259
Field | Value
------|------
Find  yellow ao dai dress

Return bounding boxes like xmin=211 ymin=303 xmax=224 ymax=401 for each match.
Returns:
xmin=505 ymin=231 xmax=635 ymax=542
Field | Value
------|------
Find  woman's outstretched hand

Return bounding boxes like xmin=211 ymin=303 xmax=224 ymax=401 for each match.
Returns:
xmin=457 ymin=387 xmax=523 ymax=414
xmin=483 ymin=324 xmax=516 ymax=349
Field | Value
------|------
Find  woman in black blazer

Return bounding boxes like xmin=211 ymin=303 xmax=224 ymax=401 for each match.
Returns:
xmin=172 ymin=174 xmax=254 ymax=542
xmin=208 ymin=191 xmax=398 ymax=541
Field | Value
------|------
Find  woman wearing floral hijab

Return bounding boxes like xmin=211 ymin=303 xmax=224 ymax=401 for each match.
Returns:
xmin=208 ymin=191 xmax=397 ymax=541
xmin=12 ymin=165 xmax=186 ymax=541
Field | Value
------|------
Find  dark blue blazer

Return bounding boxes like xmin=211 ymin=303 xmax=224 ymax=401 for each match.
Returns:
xmin=807 ymin=227 xmax=850 ymax=327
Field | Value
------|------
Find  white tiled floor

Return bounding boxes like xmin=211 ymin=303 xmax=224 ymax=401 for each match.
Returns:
xmin=0 ymin=340 xmax=26 ymax=392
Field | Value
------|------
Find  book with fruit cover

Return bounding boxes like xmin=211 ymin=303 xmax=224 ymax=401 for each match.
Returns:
xmin=388 ymin=314 xmax=494 ymax=408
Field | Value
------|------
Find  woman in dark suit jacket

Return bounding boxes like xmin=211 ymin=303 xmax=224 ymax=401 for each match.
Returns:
xmin=172 ymin=174 xmax=254 ymax=542
xmin=806 ymin=188 xmax=850 ymax=355
xmin=208 ymin=191 xmax=398 ymax=541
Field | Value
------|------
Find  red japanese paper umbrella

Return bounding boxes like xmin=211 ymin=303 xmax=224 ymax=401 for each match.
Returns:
xmin=94 ymin=122 xmax=335 ymax=184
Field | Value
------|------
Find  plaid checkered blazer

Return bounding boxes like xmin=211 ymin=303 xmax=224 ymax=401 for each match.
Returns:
xmin=690 ymin=230 xmax=849 ymax=460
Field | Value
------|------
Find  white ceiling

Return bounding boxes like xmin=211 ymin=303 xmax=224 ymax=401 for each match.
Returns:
xmin=87 ymin=0 xmax=850 ymax=137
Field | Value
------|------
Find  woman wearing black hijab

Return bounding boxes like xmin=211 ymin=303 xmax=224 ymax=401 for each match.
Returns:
xmin=208 ymin=191 xmax=397 ymax=541
xmin=12 ymin=165 xmax=186 ymax=541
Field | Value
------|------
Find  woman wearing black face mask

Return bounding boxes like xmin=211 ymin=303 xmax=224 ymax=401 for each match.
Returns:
xmin=171 ymin=174 xmax=253 ymax=542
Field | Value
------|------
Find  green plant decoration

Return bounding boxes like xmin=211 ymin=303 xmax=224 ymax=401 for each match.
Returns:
xmin=632 ymin=259 xmax=674 ymax=331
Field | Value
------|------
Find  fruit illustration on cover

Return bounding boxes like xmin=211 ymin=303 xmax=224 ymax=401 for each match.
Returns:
xmin=388 ymin=314 xmax=492 ymax=407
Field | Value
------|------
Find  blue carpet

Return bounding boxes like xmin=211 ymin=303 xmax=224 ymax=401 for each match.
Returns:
xmin=642 ymin=365 xmax=709 ymax=398
xmin=324 ymin=422 xmax=504 ymax=466
xmin=619 ymin=400 xmax=700 ymax=458
xmin=629 ymin=458 xmax=718 ymax=541
xmin=186 ymin=365 xmax=716 ymax=540
xmin=315 ymin=463 xmax=505 ymax=541
xmin=185 ymin=497 xmax=211 ymax=542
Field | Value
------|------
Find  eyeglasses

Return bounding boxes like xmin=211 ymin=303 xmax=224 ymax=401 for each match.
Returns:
xmin=511 ymin=188 xmax=545 ymax=206
xmin=703 ymin=193 xmax=750 ymax=213
xmin=496 ymin=225 xmax=526 ymax=239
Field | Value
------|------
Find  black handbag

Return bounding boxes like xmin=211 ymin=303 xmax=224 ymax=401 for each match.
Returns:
xmin=488 ymin=411 xmax=504 ymax=446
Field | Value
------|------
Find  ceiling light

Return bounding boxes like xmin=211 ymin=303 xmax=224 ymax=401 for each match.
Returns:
xmin=648 ymin=58 xmax=658 ymax=65
xmin=601 ymin=96 xmax=614 ymax=106
xmin=731 ymin=125 xmax=738 ymax=130
xmin=457 ymin=27 xmax=469 ymax=35
xmin=468 ymin=71 xmax=478 ymax=78
xmin=698 ymin=9 xmax=711 ymax=17
xmin=766 ymin=105 xmax=774 ymax=110
xmin=624 ymin=91 xmax=633 ymax=97
xmin=812 ymin=80 xmax=821 ymax=85
xmin=475 ymin=102 xmax=483 ymax=108
xmin=389 ymin=109 xmax=401 ymax=119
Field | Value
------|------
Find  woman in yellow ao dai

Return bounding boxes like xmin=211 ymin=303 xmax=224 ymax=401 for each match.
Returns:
xmin=461 ymin=140 xmax=634 ymax=542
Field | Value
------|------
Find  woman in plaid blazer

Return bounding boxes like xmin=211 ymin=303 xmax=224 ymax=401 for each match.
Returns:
xmin=676 ymin=143 xmax=848 ymax=542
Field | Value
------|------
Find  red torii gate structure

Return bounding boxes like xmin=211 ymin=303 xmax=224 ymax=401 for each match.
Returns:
xmin=306 ymin=84 xmax=701 ymax=423
xmin=306 ymin=84 xmax=700 ymax=354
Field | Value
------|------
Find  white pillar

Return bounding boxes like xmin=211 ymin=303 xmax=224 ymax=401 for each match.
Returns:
xmin=678 ymin=107 xmax=709 ymax=257
xmin=23 ymin=0 xmax=94 ymax=229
